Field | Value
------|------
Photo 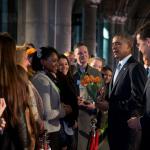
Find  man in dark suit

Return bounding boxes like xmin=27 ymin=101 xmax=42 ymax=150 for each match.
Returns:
xmin=108 ymin=34 xmax=147 ymax=150
xmin=73 ymin=42 xmax=101 ymax=150
xmin=128 ymin=22 xmax=150 ymax=150
xmin=143 ymin=55 xmax=150 ymax=77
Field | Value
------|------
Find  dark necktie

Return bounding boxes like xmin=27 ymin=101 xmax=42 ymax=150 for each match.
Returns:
xmin=146 ymin=67 xmax=150 ymax=77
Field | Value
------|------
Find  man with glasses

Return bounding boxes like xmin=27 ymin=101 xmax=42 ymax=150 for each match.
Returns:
xmin=128 ymin=22 xmax=150 ymax=149
xmin=107 ymin=34 xmax=147 ymax=150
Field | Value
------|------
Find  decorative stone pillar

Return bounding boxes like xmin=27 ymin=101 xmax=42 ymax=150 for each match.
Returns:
xmin=25 ymin=0 xmax=50 ymax=47
xmin=54 ymin=0 xmax=74 ymax=53
xmin=17 ymin=0 xmax=26 ymax=44
xmin=17 ymin=0 xmax=50 ymax=47
xmin=83 ymin=0 xmax=101 ymax=56
xmin=18 ymin=0 xmax=74 ymax=52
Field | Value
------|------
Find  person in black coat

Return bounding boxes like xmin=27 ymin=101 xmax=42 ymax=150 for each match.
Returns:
xmin=57 ymin=54 xmax=78 ymax=150
xmin=99 ymin=34 xmax=147 ymax=150
xmin=128 ymin=22 xmax=150 ymax=150
xmin=57 ymin=56 xmax=78 ymax=127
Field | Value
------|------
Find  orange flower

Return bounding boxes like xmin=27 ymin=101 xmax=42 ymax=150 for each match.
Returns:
xmin=81 ymin=75 xmax=102 ymax=86
xmin=80 ymin=75 xmax=104 ymax=102
xmin=26 ymin=48 xmax=36 ymax=55
xmin=94 ymin=76 xmax=101 ymax=83
xmin=89 ymin=75 xmax=94 ymax=82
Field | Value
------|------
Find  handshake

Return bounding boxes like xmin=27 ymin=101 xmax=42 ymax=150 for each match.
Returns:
xmin=95 ymin=98 xmax=109 ymax=111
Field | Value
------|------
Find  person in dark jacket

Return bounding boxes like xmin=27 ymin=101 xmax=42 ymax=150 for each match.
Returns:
xmin=58 ymin=54 xmax=78 ymax=150
xmin=128 ymin=21 xmax=150 ymax=150
xmin=108 ymin=34 xmax=147 ymax=150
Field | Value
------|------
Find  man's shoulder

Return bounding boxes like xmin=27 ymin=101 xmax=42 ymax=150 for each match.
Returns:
xmin=127 ymin=56 xmax=143 ymax=69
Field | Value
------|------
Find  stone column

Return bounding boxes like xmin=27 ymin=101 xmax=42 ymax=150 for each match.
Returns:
xmin=26 ymin=0 xmax=50 ymax=47
xmin=53 ymin=0 xmax=74 ymax=53
xmin=17 ymin=0 xmax=74 ymax=52
xmin=18 ymin=0 xmax=50 ymax=47
xmin=83 ymin=2 xmax=98 ymax=56
xmin=17 ymin=0 xmax=26 ymax=44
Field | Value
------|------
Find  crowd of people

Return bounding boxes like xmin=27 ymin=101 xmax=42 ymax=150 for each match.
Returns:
xmin=0 ymin=21 xmax=150 ymax=150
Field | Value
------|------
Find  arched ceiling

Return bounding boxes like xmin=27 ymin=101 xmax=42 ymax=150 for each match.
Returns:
xmin=72 ymin=0 xmax=150 ymax=33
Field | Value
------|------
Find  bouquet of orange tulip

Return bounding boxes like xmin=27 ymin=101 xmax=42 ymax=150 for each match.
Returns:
xmin=80 ymin=75 xmax=104 ymax=103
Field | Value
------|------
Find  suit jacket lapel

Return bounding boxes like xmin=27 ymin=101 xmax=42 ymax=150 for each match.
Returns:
xmin=109 ymin=71 xmax=115 ymax=97
xmin=113 ymin=64 xmax=128 ymax=87
xmin=109 ymin=56 xmax=134 ymax=96
xmin=144 ymin=78 xmax=150 ymax=94
xmin=110 ymin=64 xmax=128 ymax=94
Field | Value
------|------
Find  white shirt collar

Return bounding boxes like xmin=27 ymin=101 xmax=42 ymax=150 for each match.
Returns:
xmin=144 ymin=64 xmax=150 ymax=69
xmin=119 ymin=54 xmax=132 ymax=68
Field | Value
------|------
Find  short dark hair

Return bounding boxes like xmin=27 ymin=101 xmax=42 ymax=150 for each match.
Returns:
xmin=32 ymin=47 xmax=58 ymax=71
xmin=73 ymin=42 xmax=86 ymax=50
xmin=136 ymin=22 xmax=150 ymax=40
xmin=102 ymin=66 xmax=112 ymax=73
xmin=59 ymin=54 xmax=70 ymax=65
xmin=113 ymin=33 xmax=133 ymax=49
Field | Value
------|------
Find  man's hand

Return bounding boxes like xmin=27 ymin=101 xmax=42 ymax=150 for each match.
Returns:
xmin=77 ymin=97 xmax=96 ymax=110
xmin=77 ymin=96 xmax=84 ymax=106
xmin=85 ymin=102 xmax=96 ymax=110
xmin=96 ymin=100 xmax=109 ymax=111
xmin=127 ymin=117 xmax=141 ymax=130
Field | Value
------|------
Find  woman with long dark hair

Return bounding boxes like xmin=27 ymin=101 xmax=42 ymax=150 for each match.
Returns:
xmin=58 ymin=54 xmax=78 ymax=150
xmin=0 ymin=33 xmax=29 ymax=149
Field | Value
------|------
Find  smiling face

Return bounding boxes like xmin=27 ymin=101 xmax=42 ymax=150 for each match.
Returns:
xmin=112 ymin=36 xmax=132 ymax=60
xmin=103 ymin=70 xmax=112 ymax=84
xmin=43 ymin=52 xmax=58 ymax=74
xmin=58 ymin=58 xmax=69 ymax=75
xmin=75 ymin=46 xmax=89 ymax=67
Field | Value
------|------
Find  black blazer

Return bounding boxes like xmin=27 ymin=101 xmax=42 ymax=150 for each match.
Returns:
xmin=108 ymin=56 xmax=147 ymax=150
xmin=57 ymin=71 xmax=79 ymax=127
xmin=140 ymin=78 xmax=150 ymax=149
xmin=109 ymin=56 xmax=147 ymax=118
